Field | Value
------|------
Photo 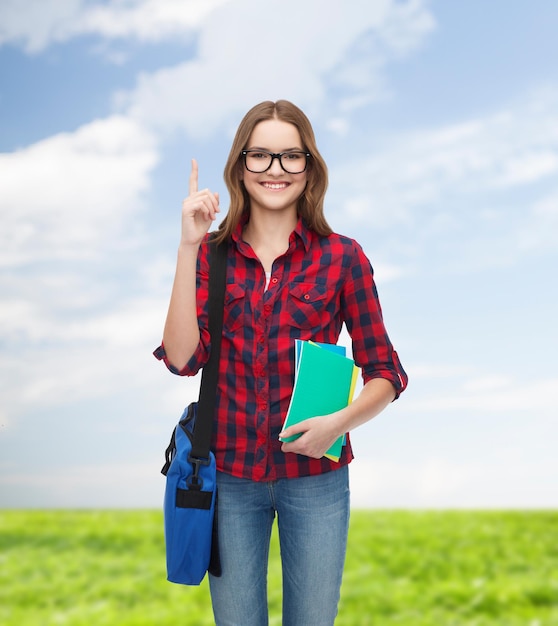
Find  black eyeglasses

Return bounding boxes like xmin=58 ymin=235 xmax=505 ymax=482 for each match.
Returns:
xmin=241 ymin=149 xmax=311 ymax=174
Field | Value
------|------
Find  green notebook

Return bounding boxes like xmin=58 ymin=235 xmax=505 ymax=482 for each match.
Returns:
xmin=280 ymin=340 xmax=359 ymax=461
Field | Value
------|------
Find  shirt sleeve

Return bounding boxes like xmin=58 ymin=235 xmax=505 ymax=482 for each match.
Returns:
xmin=152 ymin=237 xmax=212 ymax=376
xmin=341 ymin=239 xmax=408 ymax=399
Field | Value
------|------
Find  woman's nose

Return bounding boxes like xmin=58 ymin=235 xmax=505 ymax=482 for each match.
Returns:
xmin=268 ymin=155 xmax=284 ymax=175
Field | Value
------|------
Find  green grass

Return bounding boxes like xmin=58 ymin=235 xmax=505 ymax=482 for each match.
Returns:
xmin=1 ymin=510 xmax=556 ymax=625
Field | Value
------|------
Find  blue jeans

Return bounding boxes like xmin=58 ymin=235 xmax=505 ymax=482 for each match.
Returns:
xmin=208 ymin=466 xmax=350 ymax=626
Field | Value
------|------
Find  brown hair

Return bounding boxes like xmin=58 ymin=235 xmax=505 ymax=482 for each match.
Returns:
xmin=214 ymin=100 xmax=332 ymax=243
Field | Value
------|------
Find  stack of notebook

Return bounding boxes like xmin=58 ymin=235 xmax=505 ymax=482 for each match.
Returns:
xmin=280 ymin=340 xmax=360 ymax=461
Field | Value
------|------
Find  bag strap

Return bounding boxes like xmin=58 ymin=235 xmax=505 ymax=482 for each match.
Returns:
xmin=189 ymin=236 xmax=228 ymax=462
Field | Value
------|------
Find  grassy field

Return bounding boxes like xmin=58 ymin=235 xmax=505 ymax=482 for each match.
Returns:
xmin=0 ymin=509 xmax=556 ymax=625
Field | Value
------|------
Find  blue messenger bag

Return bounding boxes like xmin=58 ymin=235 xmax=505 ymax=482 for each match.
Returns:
xmin=160 ymin=238 xmax=227 ymax=585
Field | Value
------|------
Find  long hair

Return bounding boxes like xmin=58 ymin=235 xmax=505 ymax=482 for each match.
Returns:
xmin=214 ymin=100 xmax=332 ymax=243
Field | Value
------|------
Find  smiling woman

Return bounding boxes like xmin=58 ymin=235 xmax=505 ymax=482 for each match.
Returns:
xmin=154 ymin=99 xmax=407 ymax=625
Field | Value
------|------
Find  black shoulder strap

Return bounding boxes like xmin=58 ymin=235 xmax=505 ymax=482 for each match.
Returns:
xmin=189 ymin=237 xmax=228 ymax=462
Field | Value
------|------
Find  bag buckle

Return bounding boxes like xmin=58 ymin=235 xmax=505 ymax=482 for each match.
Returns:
xmin=186 ymin=454 xmax=210 ymax=490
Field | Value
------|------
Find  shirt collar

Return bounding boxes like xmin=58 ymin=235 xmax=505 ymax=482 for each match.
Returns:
xmin=291 ymin=217 xmax=312 ymax=252
xmin=232 ymin=213 xmax=313 ymax=254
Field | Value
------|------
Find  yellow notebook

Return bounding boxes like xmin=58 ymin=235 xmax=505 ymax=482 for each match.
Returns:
xmin=280 ymin=340 xmax=359 ymax=461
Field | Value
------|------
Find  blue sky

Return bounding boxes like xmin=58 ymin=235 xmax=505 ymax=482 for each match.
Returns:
xmin=1 ymin=0 xmax=557 ymax=508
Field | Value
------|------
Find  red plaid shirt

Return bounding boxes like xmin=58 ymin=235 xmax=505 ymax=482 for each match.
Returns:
xmin=155 ymin=218 xmax=407 ymax=481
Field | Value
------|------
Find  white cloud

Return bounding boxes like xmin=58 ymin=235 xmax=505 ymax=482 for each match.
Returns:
xmin=350 ymin=456 xmax=557 ymax=508
xmin=325 ymin=0 xmax=436 ymax=111
xmin=0 ymin=0 xmax=434 ymax=60
xmin=0 ymin=115 xmax=158 ymax=265
xmin=518 ymin=189 xmax=558 ymax=252
xmin=533 ymin=192 xmax=558 ymax=217
xmin=0 ymin=0 xmax=230 ymax=53
xmin=493 ymin=150 xmax=558 ymax=187
xmin=405 ymin=372 xmax=558 ymax=415
xmin=350 ymin=458 xmax=482 ymax=508
xmin=406 ymin=363 xmax=472 ymax=380
xmin=74 ymin=0 xmax=229 ymax=41
xmin=379 ymin=0 xmax=437 ymax=55
xmin=119 ymin=0 xmax=435 ymax=137
xmin=337 ymin=91 xmax=558 ymax=222
xmin=0 ymin=113 xmax=168 ymax=426
xmin=327 ymin=87 xmax=558 ymax=271
xmin=0 ymin=294 xmax=200 ymax=419
xmin=0 ymin=0 xmax=81 ymax=53
xmin=0 ymin=461 xmax=165 ymax=507
xmin=1 ymin=0 xmax=436 ymax=138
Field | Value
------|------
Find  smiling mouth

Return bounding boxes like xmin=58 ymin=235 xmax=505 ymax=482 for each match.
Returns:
xmin=261 ymin=182 xmax=290 ymax=190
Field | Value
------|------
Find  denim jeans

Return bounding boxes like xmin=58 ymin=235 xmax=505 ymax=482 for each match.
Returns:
xmin=208 ymin=465 xmax=350 ymax=626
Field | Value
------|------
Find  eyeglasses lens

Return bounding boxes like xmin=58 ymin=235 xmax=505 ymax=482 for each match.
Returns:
xmin=244 ymin=151 xmax=308 ymax=174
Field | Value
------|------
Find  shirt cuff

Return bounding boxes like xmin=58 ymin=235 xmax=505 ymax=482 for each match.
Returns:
xmin=362 ymin=370 xmax=407 ymax=401
xmin=153 ymin=340 xmax=206 ymax=376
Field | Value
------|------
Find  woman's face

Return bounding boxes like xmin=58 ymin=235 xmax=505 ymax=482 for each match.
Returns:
xmin=241 ymin=119 xmax=308 ymax=216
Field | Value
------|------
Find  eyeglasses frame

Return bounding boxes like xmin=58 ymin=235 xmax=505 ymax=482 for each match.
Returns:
xmin=241 ymin=149 xmax=311 ymax=174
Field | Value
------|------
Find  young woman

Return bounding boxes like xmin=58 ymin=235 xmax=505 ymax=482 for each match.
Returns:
xmin=155 ymin=100 xmax=407 ymax=625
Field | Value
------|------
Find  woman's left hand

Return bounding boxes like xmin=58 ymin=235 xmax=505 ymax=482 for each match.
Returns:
xmin=279 ymin=413 xmax=343 ymax=459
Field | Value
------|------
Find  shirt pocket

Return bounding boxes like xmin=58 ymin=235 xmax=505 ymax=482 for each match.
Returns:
xmin=223 ymin=283 xmax=247 ymax=334
xmin=286 ymin=282 xmax=328 ymax=329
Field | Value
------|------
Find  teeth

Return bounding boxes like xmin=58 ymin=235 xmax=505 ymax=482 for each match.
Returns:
xmin=262 ymin=182 xmax=288 ymax=189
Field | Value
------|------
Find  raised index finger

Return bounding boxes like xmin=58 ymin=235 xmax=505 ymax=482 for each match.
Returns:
xmin=189 ymin=158 xmax=198 ymax=196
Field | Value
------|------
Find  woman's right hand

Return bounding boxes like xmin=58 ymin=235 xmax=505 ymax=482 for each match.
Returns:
xmin=180 ymin=158 xmax=220 ymax=247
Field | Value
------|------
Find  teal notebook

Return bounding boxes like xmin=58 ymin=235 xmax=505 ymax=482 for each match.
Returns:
xmin=280 ymin=340 xmax=359 ymax=461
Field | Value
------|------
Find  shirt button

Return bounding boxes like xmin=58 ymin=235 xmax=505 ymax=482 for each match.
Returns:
xmin=271 ymin=277 xmax=278 ymax=284
xmin=304 ymin=294 xmax=310 ymax=300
